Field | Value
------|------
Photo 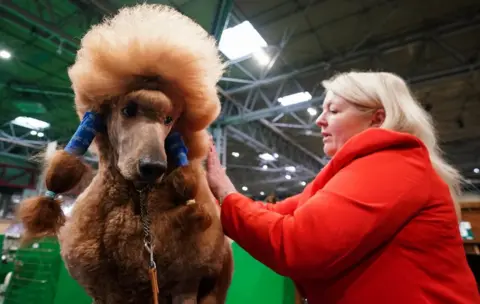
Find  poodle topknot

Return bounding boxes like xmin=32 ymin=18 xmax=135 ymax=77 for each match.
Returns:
xmin=68 ymin=3 xmax=224 ymax=133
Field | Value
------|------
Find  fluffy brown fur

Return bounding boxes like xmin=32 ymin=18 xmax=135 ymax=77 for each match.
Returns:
xmin=18 ymin=4 xmax=232 ymax=304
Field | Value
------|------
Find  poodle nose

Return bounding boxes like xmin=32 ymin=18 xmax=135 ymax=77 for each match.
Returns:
xmin=138 ymin=159 xmax=167 ymax=181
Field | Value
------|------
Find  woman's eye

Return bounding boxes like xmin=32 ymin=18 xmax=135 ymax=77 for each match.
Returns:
xmin=164 ymin=116 xmax=173 ymax=125
xmin=122 ymin=101 xmax=138 ymax=118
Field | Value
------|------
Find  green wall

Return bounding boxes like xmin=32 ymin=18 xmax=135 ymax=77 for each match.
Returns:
xmin=227 ymin=242 xmax=296 ymax=304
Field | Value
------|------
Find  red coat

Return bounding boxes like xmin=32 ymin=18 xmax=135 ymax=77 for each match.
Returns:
xmin=220 ymin=128 xmax=479 ymax=304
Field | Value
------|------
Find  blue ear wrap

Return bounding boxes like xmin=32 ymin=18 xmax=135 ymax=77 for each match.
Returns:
xmin=44 ymin=111 xmax=103 ymax=199
xmin=64 ymin=111 xmax=103 ymax=156
xmin=165 ymin=132 xmax=189 ymax=167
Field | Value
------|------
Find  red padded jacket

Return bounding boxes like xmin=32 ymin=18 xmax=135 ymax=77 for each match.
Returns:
xmin=220 ymin=128 xmax=479 ymax=304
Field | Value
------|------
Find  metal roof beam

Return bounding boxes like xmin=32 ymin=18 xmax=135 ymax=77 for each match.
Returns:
xmin=227 ymin=122 xmax=325 ymax=177
xmin=217 ymin=60 xmax=480 ymax=125
xmin=224 ymin=12 xmax=480 ymax=95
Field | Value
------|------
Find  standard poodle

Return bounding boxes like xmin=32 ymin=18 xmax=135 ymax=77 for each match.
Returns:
xmin=18 ymin=4 xmax=233 ymax=304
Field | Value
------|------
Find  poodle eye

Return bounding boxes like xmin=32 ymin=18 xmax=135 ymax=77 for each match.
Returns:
xmin=164 ymin=116 xmax=173 ymax=125
xmin=122 ymin=102 xmax=138 ymax=118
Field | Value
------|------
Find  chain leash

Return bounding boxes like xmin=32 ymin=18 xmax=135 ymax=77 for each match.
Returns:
xmin=137 ymin=185 xmax=159 ymax=304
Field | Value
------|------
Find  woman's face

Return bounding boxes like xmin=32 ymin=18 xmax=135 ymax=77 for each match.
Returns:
xmin=315 ymin=91 xmax=384 ymax=157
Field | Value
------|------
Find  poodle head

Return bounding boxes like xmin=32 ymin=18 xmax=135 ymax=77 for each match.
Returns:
xmin=67 ymin=4 xmax=224 ymax=182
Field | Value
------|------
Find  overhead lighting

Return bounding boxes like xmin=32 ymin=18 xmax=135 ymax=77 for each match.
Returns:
xmin=300 ymin=181 xmax=306 ymax=186
xmin=231 ymin=152 xmax=240 ymax=158
xmin=262 ymin=165 xmax=268 ymax=170
xmin=242 ymin=186 xmax=248 ymax=191
xmin=0 ymin=50 xmax=11 ymax=60
xmin=285 ymin=166 xmax=296 ymax=172
xmin=278 ymin=92 xmax=312 ymax=106
xmin=474 ymin=168 xmax=480 ymax=174
xmin=219 ymin=21 xmax=268 ymax=61
xmin=307 ymin=107 xmax=317 ymax=116
xmin=285 ymin=174 xmax=292 ymax=180
xmin=259 ymin=153 xmax=276 ymax=161
xmin=11 ymin=116 xmax=50 ymax=130
xmin=253 ymin=49 xmax=270 ymax=66
xmin=260 ymin=191 xmax=265 ymax=196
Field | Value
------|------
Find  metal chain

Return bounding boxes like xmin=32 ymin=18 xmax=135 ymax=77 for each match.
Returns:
xmin=138 ymin=185 xmax=156 ymax=269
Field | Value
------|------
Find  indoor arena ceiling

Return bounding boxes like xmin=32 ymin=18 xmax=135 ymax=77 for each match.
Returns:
xmin=1 ymin=0 xmax=480 ymax=199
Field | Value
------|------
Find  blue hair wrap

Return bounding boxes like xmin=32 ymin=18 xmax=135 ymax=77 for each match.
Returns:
xmin=45 ymin=190 xmax=57 ymax=199
xmin=64 ymin=111 xmax=103 ymax=156
xmin=44 ymin=111 xmax=102 ymax=199
xmin=165 ymin=132 xmax=189 ymax=167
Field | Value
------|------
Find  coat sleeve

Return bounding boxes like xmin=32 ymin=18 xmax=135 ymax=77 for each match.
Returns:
xmin=220 ymin=150 xmax=430 ymax=279
xmin=262 ymin=193 xmax=302 ymax=215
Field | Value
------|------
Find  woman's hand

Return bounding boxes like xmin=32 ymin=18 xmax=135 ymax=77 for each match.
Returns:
xmin=206 ymin=137 xmax=237 ymax=204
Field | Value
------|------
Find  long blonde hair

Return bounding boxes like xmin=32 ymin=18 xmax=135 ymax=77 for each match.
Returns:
xmin=322 ymin=71 xmax=463 ymax=219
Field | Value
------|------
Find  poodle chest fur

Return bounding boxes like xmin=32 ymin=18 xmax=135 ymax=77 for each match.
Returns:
xmin=58 ymin=167 xmax=229 ymax=303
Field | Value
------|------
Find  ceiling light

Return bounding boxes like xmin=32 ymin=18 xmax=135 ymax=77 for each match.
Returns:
xmin=242 ymin=186 xmax=248 ymax=191
xmin=219 ymin=21 xmax=268 ymax=60
xmin=474 ymin=168 xmax=480 ymax=174
xmin=11 ymin=116 xmax=50 ymax=130
xmin=253 ymin=49 xmax=270 ymax=66
xmin=300 ymin=181 xmax=306 ymax=186
xmin=231 ymin=152 xmax=240 ymax=158
xmin=278 ymin=92 xmax=312 ymax=106
xmin=307 ymin=107 xmax=317 ymax=116
xmin=0 ymin=50 xmax=11 ymax=60
xmin=37 ymin=132 xmax=45 ymax=138
xmin=260 ymin=191 xmax=265 ymax=196
xmin=259 ymin=153 xmax=276 ymax=161
xmin=285 ymin=174 xmax=292 ymax=180
xmin=285 ymin=166 xmax=296 ymax=172
xmin=262 ymin=165 xmax=268 ymax=170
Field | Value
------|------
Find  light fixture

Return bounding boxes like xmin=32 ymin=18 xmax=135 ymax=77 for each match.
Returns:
xmin=474 ymin=168 xmax=480 ymax=174
xmin=259 ymin=153 xmax=276 ymax=161
xmin=278 ymin=92 xmax=312 ymax=106
xmin=260 ymin=191 xmax=265 ymax=196
xmin=253 ymin=49 xmax=270 ymax=66
xmin=262 ymin=165 xmax=268 ymax=170
xmin=285 ymin=166 xmax=296 ymax=172
xmin=0 ymin=50 xmax=11 ymax=60
xmin=231 ymin=152 xmax=240 ymax=158
xmin=285 ymin=174 xmax=292 ymax=180
xmin=11 ymin=116 xmax=50 ymax=130
xmin=300 ymin=181 xmax=306 ymax=186
xmin=307 ymin=107 xmax=317 ymax=116
xmin=219 ymin=21 xmax=268 ymax=61
xmin=242 ymin=186 xmax=248 ymax=191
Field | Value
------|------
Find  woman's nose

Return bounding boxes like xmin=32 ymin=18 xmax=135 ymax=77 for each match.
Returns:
xmin=316 ymin=112 xmax=327 ymax=127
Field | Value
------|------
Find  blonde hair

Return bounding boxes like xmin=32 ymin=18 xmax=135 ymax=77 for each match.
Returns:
xmin=322 ymin=71 xmax=464 ymax=219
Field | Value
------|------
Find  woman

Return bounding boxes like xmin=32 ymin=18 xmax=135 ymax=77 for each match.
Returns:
xmin=206 ymin=71 xmax=479 ymax=303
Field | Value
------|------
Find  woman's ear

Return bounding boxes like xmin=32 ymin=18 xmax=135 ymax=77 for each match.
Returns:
xmin=371 ymin=109 xmax=386 ymax=127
